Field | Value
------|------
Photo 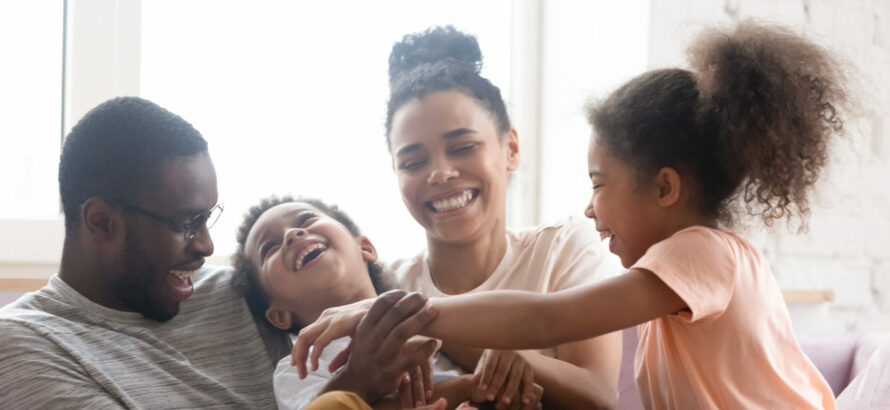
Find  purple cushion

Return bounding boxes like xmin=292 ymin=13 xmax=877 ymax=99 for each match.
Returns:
xmin=798 ymin=333 xmax=858 ymax=396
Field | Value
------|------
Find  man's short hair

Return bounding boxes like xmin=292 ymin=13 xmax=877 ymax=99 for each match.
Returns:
xmin=58 ymin=97 xmax=208 ymax=234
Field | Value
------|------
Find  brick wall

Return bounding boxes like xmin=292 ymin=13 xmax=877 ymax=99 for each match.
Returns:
xmin=648 ymin=0 xmax=890 ymax=333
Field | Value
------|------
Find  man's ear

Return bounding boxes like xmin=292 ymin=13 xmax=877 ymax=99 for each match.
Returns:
xmin=265 ymin=306 xmax=294 ymax=331
xmin=358 ymin=236 xmax=378 ymax=263
xmin=81 ymin=197 xmax=119 ymax=243
xmin=504 ymin=128 xmax=520 ymax=172
xmin=653 ymin=167 xmax=682 ymax=207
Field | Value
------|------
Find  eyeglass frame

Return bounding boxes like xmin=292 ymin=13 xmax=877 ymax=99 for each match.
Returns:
xmin=105 ymin=197 xmax=224 ymax=241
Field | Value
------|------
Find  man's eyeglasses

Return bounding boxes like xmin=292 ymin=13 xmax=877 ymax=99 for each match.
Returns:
xmin=106 ymin=198 xmax=223 ymax=241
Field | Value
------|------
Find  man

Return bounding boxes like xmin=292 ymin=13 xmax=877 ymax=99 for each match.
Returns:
xmin=0 ymin=97 xmax=289 ymax=408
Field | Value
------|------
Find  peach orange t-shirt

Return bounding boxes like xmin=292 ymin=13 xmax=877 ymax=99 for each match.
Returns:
xmin=631 ymin=226 xmax=834 ymax=409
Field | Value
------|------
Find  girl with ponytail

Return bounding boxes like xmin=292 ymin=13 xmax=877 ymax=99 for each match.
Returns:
xmin=294 ymin=21 xmax=848 ymax=408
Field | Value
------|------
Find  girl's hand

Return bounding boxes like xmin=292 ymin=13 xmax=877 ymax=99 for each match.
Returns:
xmin=292 ymin=290 xmax=433 ymax=378
xmin=320 ymin=291 xmax=439 ymax=404
xmin=472 ymin=350 xmax=538 ymax=410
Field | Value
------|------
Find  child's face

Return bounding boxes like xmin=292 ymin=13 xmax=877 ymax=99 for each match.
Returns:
xmin=389 ymin=90 xmax=519 ymax=243
xmin=585 ymin=134 xmax=665 ymax=268
xmin=243 ymin=202 xmax=377 ymax=325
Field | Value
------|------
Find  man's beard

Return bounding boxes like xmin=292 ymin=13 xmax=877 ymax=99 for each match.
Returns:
xmin=109 ymin=227 xmax=178 ymax=322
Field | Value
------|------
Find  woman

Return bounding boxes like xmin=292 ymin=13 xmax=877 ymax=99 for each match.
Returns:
xmin=383 ymin=26 xmax=622 ymax=409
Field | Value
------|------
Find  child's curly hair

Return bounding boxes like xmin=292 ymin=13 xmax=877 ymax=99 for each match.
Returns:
xmin=587 ymin=20 xmax=850 ymax=230
xmin=232 ymin=195 xmax=391 ymax=333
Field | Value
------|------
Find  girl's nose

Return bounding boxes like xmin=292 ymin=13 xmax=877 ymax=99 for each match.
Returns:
xmin=584 ymin=200 xmax=596 ymax=220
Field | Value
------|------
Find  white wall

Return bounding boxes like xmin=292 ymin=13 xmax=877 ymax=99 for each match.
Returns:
xmin=647 ymin=0 xmax=890 ymax=333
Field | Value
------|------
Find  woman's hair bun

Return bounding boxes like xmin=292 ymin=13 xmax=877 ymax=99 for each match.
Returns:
xmin=388 ymin=25 xmax=483 ymax=83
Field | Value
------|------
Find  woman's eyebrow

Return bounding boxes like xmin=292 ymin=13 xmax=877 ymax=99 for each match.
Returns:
xmin=442 ymin=128 xmax=477 ymax=139
xmin=396 ymin=143 xmax=421 ymax=157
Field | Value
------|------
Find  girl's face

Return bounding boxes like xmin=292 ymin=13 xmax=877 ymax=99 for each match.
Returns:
xmin=244 ymin=202 xmax=377 ymax=325
xmin=389 ymin=90 xmax=519 ymax=243
xmin=585 ymin=134 xmax=664 ymax=268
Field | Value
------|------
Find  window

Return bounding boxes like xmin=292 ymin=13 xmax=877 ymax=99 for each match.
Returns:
xmin=0 ymin=2 xmax=64 ymax=219
xmin=139 ymin=0 xmax=513 ymax=258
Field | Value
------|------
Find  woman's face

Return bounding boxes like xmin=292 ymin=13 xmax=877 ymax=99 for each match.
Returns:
xmin=243 ymin=202 xmax=377 ymax=325
xmin=389 ymin=90 xmax=519 ymax=243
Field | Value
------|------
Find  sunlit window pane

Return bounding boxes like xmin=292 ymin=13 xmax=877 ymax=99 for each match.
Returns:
xmin=0 ymin=2 xmax=63 ymax=218
xmin=140 ymin=0 xmax=513 ymax=258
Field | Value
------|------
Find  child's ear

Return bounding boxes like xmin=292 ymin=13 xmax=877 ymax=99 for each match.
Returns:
xmin=265 ymin=307 xmax=294 ymax=331
xmin=653 ymin=167 xmax=682 ymax=207
xmin=504 ymin=128 xmax=520 ymax=171
xmin=358 ymin=236 xmax=378 ymax=263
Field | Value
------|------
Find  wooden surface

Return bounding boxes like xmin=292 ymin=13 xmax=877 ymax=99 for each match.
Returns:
xmin=782 ymin=289 xmax=835 ymax=303
xmin=0 ymin=277 xmax=49 ymax=292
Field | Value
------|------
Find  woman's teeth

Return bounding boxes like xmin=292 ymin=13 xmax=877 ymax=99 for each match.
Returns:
xmin=431 ymin=190 xmax=473 ymax=212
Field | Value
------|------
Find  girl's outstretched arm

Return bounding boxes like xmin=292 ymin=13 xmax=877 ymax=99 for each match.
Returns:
xmin=292 ymin=270 xmax=685 ymax=375
xmin=425 ymin=268 xmax=686 ymax=349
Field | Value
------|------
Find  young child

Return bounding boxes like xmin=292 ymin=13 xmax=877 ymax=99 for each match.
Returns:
xmin=294 ymin=21 xmax=850 ymax=409
xmin=233 ymin=196 xmax=541 ymax=410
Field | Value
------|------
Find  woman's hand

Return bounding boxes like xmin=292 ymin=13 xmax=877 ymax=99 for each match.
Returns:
xmin=292 ymin=290 xmax=436 ymax=378
xmin=472 ymin=350 xmax=540 ymax=410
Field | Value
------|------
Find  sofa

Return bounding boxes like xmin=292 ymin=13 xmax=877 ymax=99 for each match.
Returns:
xmin=1 ymin=286 xmax=883 ymax=408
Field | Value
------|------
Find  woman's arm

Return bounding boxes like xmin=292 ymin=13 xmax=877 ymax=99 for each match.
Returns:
xmin=425 ymin=269 xmax=685 ymax=349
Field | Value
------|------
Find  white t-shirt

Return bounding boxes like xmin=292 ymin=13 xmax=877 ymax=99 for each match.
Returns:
xmin=274 ymin=337 xmax=462 ymax=410
xmin=0 ymin=266 xmax=288 ymax=409
xmin=390 ymin=215 xmax=620 ymax=357
xmin=837 ymin=340 xmax=890 ymax=409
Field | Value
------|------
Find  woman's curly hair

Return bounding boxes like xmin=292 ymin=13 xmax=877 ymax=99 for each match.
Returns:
xmin=587 ymin=20 xmax=850 ymax=230
xmin=232 ymin=195 xmax=391 ymax=334
xmin=385 ymin=25 xmax=511 ymax=147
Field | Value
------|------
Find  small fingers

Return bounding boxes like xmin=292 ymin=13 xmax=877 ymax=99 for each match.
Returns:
xmin=398 ymin=373 xmax=413 ymax=409
xmin=327 ymin=341 xmax=352 ymax=373
xmin=486 ymin=354 xmax=513 ymax=401
xmin=497 ymin=362 xmax=524 ymax=409
xmin=411 ymin=365 xmax=426 ymax=407
xmin=291 ymin=324 xmax=323 ymax=378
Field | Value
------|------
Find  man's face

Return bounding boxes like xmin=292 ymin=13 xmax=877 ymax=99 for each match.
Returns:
xmin=109 ymin=152 xmax=218 ymax=321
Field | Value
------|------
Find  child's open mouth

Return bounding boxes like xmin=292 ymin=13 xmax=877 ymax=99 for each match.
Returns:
xmin=294 ymin=243 xmax=328 ymax=271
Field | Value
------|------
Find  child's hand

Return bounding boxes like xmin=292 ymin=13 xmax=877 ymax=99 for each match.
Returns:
xmin=472 ymin=350 xmax=539 ymax=410
xmin=322 ymin=290 xmax=439 ymax=404
xmin=292 ymin=290 xmax=434 ymax=378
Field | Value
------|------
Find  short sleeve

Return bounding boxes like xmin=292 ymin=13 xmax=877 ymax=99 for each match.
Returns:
xmin=549 ymin=215 xmax=621 ymax=292
xmin=632 ymin=227 xmax=737 ymax=322
xmin=0 ymin=320 xmax=127 ymax=409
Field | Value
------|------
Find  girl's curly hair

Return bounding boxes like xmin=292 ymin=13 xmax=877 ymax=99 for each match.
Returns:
xmin=587 ymin=20 xmax=849 ymax=230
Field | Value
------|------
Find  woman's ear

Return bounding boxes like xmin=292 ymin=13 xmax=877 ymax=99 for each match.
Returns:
xmin=653 ymin=167 xmax=682 ymax=207
xmin=358 ymin=236 xmax=378 ymax=263
xmin=505 ymin=128 xmax=520 ymax=171
xmin=265 ymin=307 xmax=294 ymax=331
